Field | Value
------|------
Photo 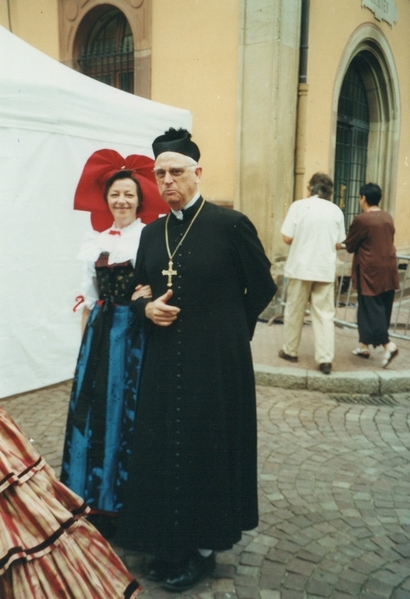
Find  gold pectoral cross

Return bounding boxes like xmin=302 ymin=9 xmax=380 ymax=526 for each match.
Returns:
xmin=162 ymin=260 xmax=177 ymax=287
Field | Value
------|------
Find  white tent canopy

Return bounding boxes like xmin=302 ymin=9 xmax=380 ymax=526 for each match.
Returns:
xmin=0 ymin=26 xmax=191 ymax=398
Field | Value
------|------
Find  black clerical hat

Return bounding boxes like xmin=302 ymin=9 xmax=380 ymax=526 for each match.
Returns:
xmin=152 ymin=128 xmax=200 ymax=161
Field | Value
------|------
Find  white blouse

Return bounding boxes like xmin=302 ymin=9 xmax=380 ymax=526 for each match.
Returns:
xmin=78 ymin=219 xmax=145 ymax=309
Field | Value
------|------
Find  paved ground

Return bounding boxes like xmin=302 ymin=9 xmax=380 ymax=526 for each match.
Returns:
xmin=251 ymin=320 xmax=409 ymax=375
xmin=251 ymin=321 xmax=410 ymax=395
xmin=2 ymin=377 xmax=410 ymax=599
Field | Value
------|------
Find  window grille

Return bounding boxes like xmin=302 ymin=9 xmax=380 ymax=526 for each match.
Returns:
xmin=78 ymin=10 xmax=134 ymax=93
xmin=334 ymin=60 xmax=369 ymax=229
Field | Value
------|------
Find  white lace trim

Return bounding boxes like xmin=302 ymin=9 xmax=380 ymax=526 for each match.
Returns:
xmin=77 ymin=219 xmax=145 ymax=266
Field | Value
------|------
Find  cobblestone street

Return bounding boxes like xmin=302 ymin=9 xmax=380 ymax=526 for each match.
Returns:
xmin=1 ymin=382 xmax=410 ymax=599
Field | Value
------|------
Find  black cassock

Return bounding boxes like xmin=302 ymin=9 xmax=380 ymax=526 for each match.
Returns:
xmin=116 ymin=199 xmax=277 ymax=559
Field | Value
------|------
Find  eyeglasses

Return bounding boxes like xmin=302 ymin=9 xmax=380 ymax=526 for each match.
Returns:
xmin=153 ymin=165 xmax=196 ymax=180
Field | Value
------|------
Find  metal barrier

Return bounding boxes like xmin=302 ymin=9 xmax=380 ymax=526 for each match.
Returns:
xmin=335 ymin=252 xmax=410 ymax=340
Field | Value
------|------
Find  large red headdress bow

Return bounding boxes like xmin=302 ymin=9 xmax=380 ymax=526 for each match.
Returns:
xmin=74 ymin=149 xmax=169 ymax=231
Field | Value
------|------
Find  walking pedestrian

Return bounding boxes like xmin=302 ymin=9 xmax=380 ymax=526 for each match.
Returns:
xmin=279 ymin=172 xmax=345 ymax=374
xmin=345 ymin=182 xmax=399 ymax=367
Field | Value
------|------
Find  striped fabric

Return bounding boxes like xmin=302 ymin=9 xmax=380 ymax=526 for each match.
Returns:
xmin=0 ymin=407 xmax=141 ymax=598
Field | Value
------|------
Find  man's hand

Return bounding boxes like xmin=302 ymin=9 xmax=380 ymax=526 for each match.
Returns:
xmin=132 ymin=284 xmax=152 ymax=301
xmin=145 ymin=289 xmax=180 ymax=326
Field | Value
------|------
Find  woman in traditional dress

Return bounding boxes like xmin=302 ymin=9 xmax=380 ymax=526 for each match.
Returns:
xmin=345 ymin=182 xmax=400 ymax=367
xmin=0 ymin=406 xmax=140 ymax=598
xmin=61 ymin=150 xmax=160 ymax=538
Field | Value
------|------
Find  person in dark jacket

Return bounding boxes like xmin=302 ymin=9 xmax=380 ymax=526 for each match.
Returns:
xmin=115 ymin=128 xmax=277 ymax=592
xmin=345 ymin=182 xmax=400 ymax=367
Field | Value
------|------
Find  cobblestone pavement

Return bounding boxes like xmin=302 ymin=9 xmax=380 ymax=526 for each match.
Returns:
xmin=1 ymin=382 xmax=410 ymax=599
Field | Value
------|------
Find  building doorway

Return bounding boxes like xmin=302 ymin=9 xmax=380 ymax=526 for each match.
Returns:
xmin=332 ymin=35 xmax=400 ymax=228
xmin=334 ymin=57 xmax=369 ymax=229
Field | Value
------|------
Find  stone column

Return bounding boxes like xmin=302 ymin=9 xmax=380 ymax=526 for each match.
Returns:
xmin=235 ymin=0 xmax=302 ymax=263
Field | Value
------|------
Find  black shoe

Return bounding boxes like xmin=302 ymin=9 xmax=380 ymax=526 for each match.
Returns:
xmin=319 ymin=362 xmax=332 ymax=375
xmin=162 ymin=552 xmax=216 ymax=592
xmin=278 ymin=349 xmax=298 ymax=363
xmin=143 ymin=557 xmax=177 ymax=582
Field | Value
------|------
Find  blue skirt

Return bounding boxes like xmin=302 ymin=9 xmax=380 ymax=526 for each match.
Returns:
xmin=61 ymin=303 xmax=144 ymax=513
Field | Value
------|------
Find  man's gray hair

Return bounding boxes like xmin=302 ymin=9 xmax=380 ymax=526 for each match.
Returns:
xmin=308 ymin=172 xmax=333 ymax=200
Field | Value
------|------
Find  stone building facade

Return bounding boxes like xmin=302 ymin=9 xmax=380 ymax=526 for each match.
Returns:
xmin=1 ymin=0 xmax=409 ymax=264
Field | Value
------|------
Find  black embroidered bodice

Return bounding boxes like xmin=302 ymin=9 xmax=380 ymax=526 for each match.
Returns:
xmin=95 ymin=252 xmax=134 ymax=305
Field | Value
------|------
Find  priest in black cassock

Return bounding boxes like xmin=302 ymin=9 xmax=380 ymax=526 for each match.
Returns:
xmin=116 ymin=128 xmax=277 ymax=592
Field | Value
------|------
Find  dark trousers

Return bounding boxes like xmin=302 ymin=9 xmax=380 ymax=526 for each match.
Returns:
xmin=357 ymin=290 xmax=395 ymax=347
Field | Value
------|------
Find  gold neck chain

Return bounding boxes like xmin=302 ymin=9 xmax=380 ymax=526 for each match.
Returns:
xmin=162 ymin=198 xmax=205 ymax=287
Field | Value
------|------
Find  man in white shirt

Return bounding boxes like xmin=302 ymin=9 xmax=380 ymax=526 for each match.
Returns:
xmin=279 ymin=172 xmax=345 ymax=374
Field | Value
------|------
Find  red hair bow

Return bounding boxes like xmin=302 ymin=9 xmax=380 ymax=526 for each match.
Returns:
xmin=74 ymin=149 xmax=169 ymax=231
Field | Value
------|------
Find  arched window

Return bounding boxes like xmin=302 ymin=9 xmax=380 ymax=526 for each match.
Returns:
xmin=77 ymin=8 xmax=134 ymax=93
xmin=334 ymin=58 xmax=369 ymax=229
xmin=331 ymin=29 xmax=400 ymax=227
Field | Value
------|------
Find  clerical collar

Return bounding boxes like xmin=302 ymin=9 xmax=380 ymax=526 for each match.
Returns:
xmin=171 ymin=192 xmax=201 ymax=221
